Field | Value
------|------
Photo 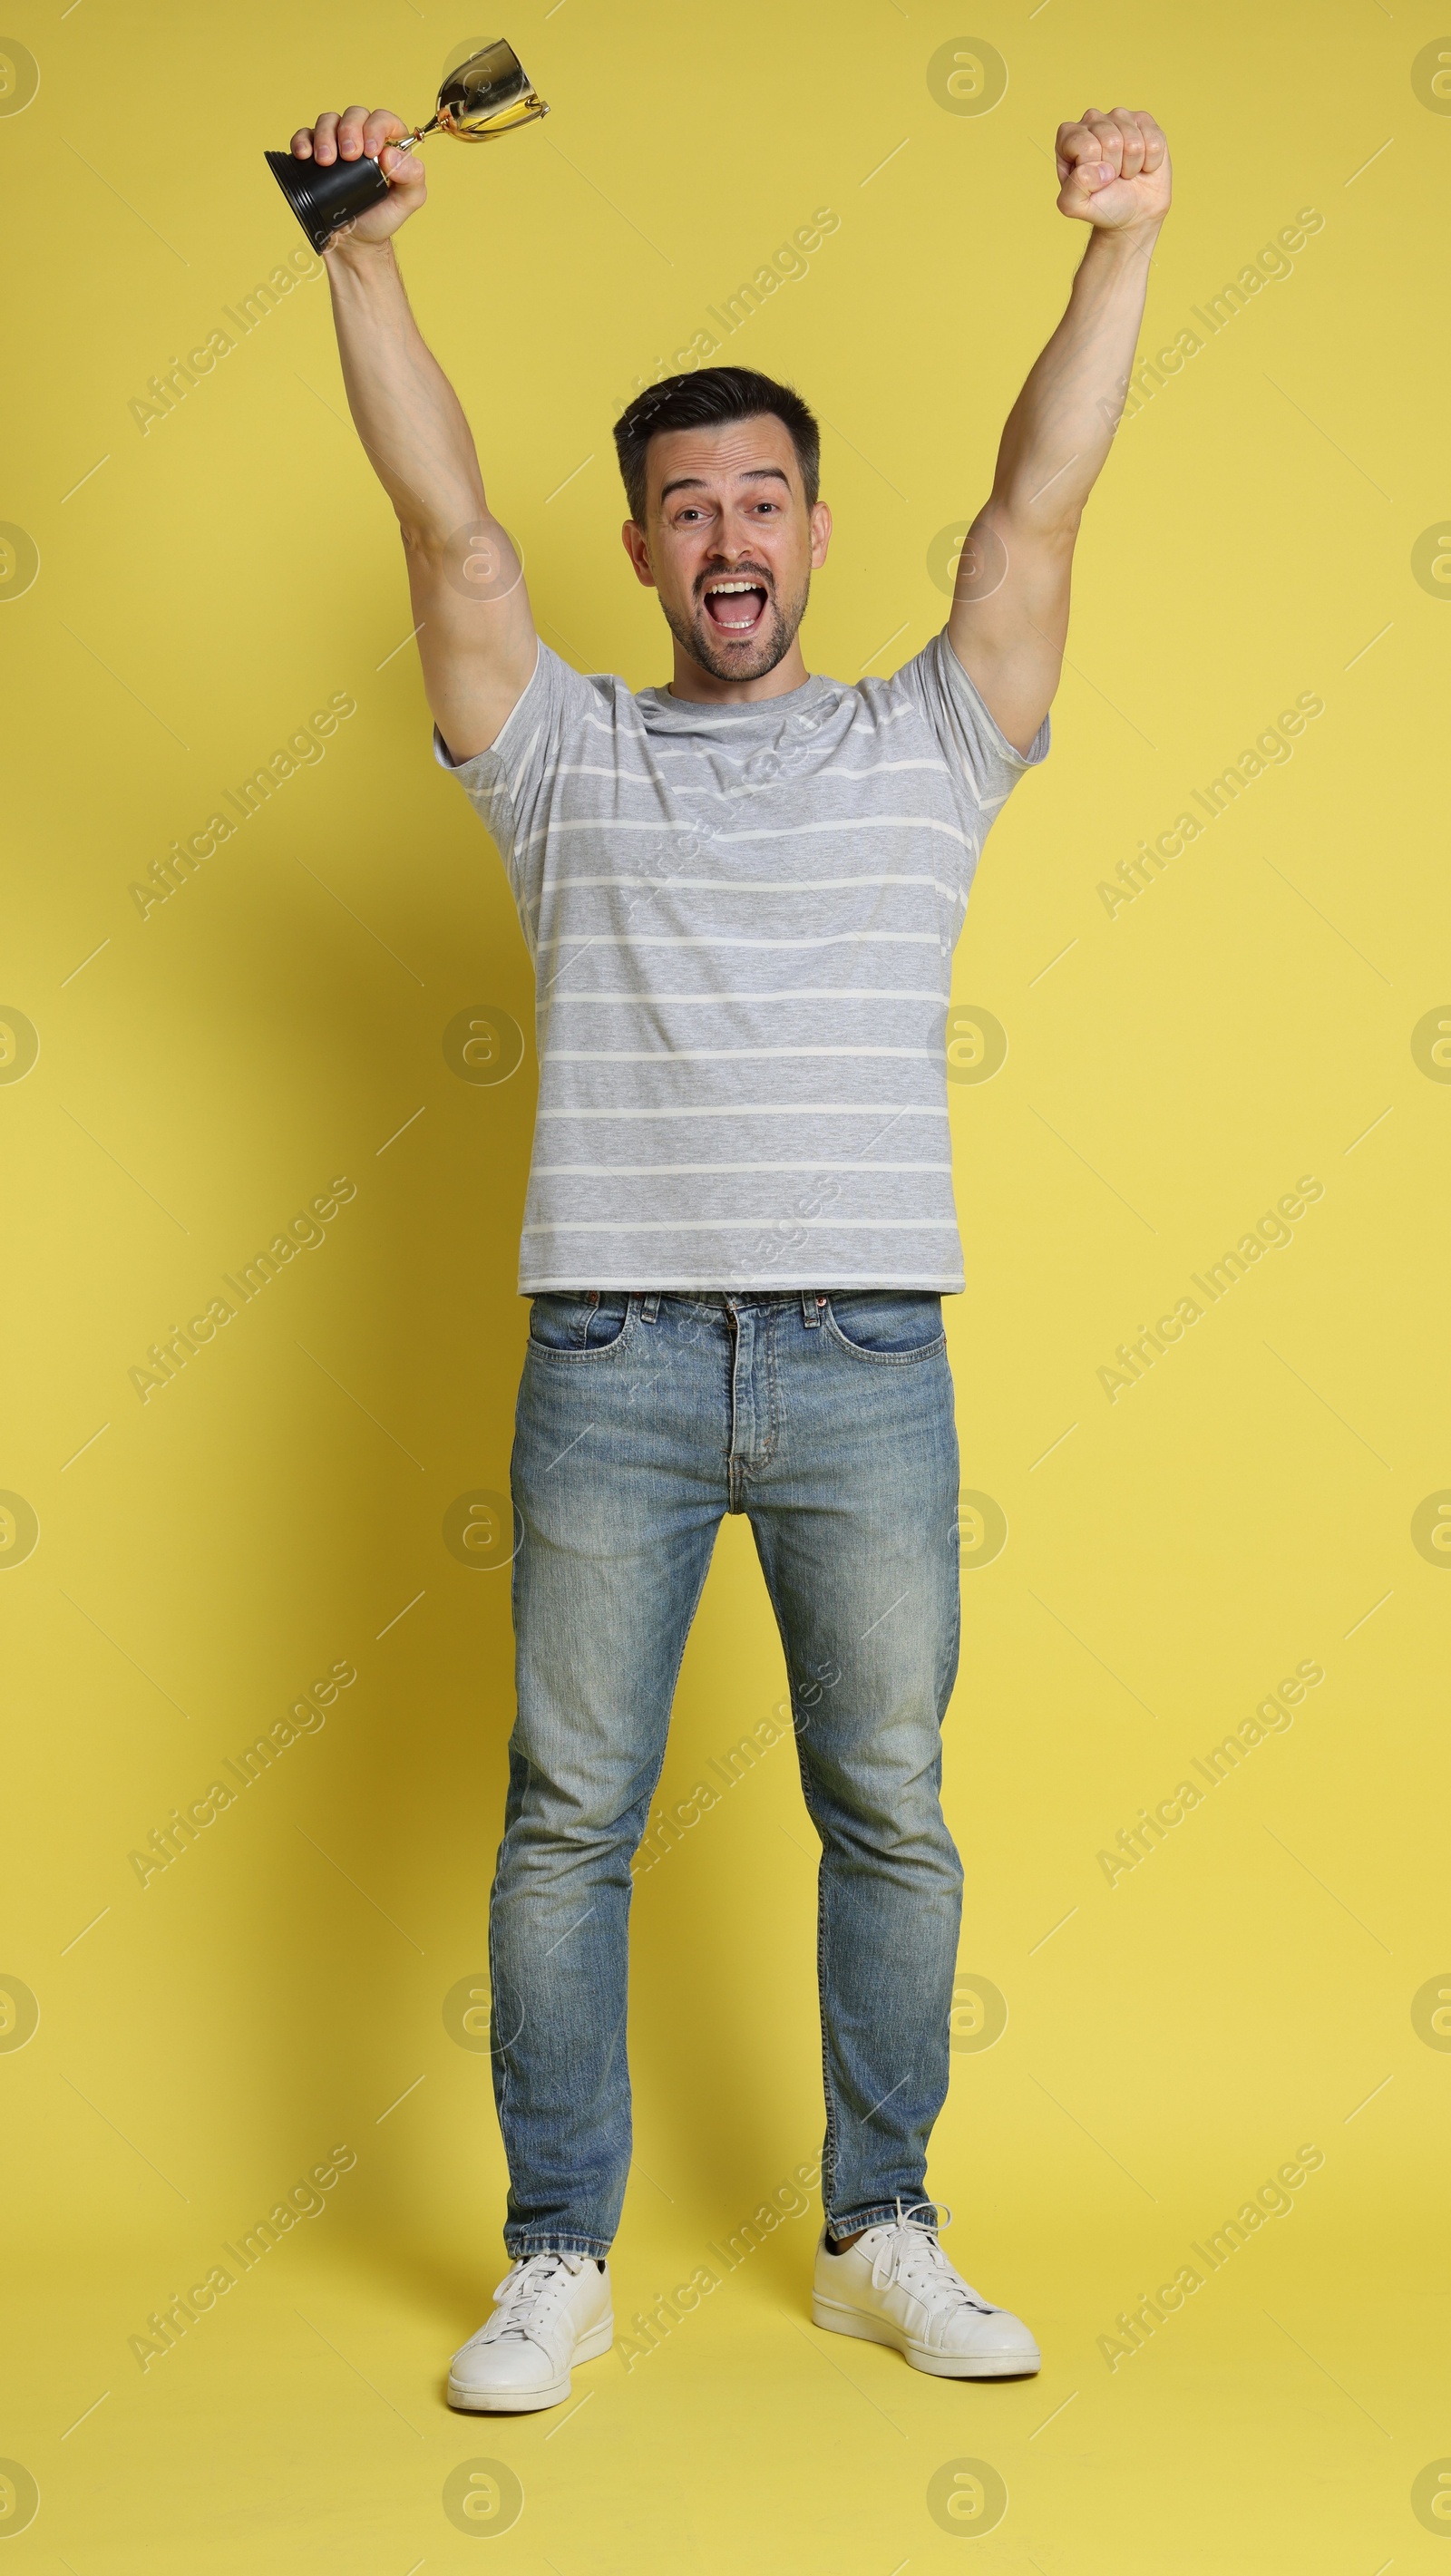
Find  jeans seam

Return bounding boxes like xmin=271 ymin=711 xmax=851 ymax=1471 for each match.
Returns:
xmin=590 ymin=1528 xmax=722 ymax=2243
xmin=827 ymin=2198 xmax=943 ymax=2243
xmin=757 ymin=1551 xmax=839 ymax=2220
xmin=487 ymin=1832 xmax=511 ymax=2211
xmin=755 ymin=1299 xmax=784 ymax=1472
xmin=502 ymin=2233 xmax=612 ymax=2260
xmin=613 ymin=1547 xmax=718 ymax=1900
xmin=648 ymin=1539 xmax=721 ymax=1806
xmin=940 ymin=1395 xmax=963 ymax=1716
xmin=748 ymin=1531 xmax=840 ymax=2208
xmin=813 ymin=1791 xmax=839 ymax=2224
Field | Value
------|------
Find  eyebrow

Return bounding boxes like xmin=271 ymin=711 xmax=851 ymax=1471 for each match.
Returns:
xmin=657 ymin=465 xmax=793 ymax=503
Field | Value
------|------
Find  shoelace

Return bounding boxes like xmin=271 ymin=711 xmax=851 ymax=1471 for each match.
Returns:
xmin=867 ymin=2200 xmax=993 ymax=2318
xmin=485 ymin=2250 xmax=587 ymax=2343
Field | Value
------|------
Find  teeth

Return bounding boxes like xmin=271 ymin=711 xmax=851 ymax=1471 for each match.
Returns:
xmin=706 ymin=580 xmax=764 ymax=594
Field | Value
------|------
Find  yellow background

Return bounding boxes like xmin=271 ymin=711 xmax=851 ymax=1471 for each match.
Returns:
xmin=3 ymin=0 xmax=1448 ymax=2566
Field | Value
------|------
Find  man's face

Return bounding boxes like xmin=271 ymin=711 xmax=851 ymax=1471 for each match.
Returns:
xmin=621 ymin=414 xmax=832 ymax=684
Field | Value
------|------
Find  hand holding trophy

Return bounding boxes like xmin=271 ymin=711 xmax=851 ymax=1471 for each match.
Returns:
xmin=267 ymin=40 xmax=548 ymax=251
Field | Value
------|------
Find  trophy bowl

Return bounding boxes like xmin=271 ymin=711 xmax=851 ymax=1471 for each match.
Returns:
xmin=266 ymin=40 xmax=549 ymax=252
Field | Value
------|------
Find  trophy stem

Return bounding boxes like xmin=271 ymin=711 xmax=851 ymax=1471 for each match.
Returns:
xmin=392 ymin=117 xmax=442 ymax=156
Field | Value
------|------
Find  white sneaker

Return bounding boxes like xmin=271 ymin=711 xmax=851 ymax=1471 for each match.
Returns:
xmin=812 ymin=2201 xmax=1040 ymax=2379
xmin=447 ymin=2250 xmax=614 ymax=2413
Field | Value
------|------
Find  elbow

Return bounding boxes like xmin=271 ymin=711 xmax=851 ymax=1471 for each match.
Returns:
xmin=400 ymin=514 xmax=460 ymax=563
xmin=990 ymin=483 xmax=1081 ymax=551
xmin=398 ymin=486 xmax=495 ymax=558
xmin=1000 ymin=495 xmax=1081 ymax=557
xmin=404 ymin=510 xmax=521 ymax=603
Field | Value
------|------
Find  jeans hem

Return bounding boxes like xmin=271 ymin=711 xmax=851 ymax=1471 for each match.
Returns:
xmin=503 ymin=2232 xmax=612 ymax=2260
xmin=825 ymin=2195 xmax=942 ymax=2243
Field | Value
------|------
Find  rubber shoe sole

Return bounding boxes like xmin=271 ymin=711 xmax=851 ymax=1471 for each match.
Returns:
xmin=447 ymin=2311 xmax=615 ymax=2413
xmin=811 ymin=2291 xmax=1040 ymax=2380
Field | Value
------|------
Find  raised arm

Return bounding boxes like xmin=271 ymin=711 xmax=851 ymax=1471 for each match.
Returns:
xmin=947 ymin=107 xmax=1172 ymax=754
xmin=292 ymin=106 xmax=538 ymax=760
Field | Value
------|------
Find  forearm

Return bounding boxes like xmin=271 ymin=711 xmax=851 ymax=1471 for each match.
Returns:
xmin=323 ymin=236 xmax=486 ymax=543
xmin=989 ymin=219 xmax=1162 ymax=536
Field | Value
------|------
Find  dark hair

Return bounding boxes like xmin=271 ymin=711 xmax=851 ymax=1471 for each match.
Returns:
xmin=611 ymin=366 xmax=821 ymax=524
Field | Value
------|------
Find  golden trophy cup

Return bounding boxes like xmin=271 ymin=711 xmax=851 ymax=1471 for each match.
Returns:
xmin=266 ymin=40 xmax=548 ymax=251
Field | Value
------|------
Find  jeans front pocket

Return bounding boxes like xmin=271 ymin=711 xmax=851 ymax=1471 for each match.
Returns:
xmin=527 ymin=1292 xmax=636 ymax=1357
xmin=823 ymin=1292 xmax=946 ymax=1364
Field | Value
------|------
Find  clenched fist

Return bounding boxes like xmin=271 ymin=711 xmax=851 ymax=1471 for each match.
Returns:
xmin=1056 ymin=107 xmax=1171 ymax=230
xmin=288 ymin=106 xmax=427 ymax=245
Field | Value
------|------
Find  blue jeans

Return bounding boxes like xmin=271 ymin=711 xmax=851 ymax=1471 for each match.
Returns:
xmin=491 ymin=1288 xmax=964 ymax=2258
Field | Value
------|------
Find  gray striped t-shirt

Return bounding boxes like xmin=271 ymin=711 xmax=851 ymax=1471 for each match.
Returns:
xmin=435 ymin=628 xmax=1048 ymax=1292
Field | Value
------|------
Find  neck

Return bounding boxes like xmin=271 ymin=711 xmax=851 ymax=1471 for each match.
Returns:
xmin=666 ymin=634 xmax=813 ymax=704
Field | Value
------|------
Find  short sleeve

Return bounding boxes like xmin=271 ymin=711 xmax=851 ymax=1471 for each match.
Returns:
xmin=883 ymin=626 xmax=1050 ymax=837
xmin=432 ymin=639 xmax=601 ymax=929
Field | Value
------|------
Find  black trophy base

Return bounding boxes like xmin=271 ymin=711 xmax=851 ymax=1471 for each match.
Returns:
xmin=266 ymin=147 xmax=390 ymax=253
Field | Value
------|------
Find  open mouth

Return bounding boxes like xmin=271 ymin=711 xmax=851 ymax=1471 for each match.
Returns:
xmin=701 ymin=577 xmax=770 ymax=638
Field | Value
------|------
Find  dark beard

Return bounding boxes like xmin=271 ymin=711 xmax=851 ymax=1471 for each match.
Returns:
xmin=663 ymin=572 xmax=811 ymax=685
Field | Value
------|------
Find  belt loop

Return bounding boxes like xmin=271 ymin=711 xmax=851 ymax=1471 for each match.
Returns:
xmin=642 ymin=1291 xmax=661 ymax=1324
xmin=801 ymin=1288 xmax=820 ymax=1328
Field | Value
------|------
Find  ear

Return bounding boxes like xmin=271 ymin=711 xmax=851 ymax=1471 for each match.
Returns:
xmin=809 ymin=501 xmax=833 ymax=571
xmin=620 ymin=520 xmax=657 ymax=590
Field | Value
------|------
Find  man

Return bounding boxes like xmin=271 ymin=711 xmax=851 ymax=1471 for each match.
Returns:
xmin=292 ymin=95 xmax=1171 ymax=2411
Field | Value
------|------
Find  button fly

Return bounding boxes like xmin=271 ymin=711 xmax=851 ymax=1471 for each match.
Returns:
xmin=723 ymin=1299 xmax=776 ymax=1507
